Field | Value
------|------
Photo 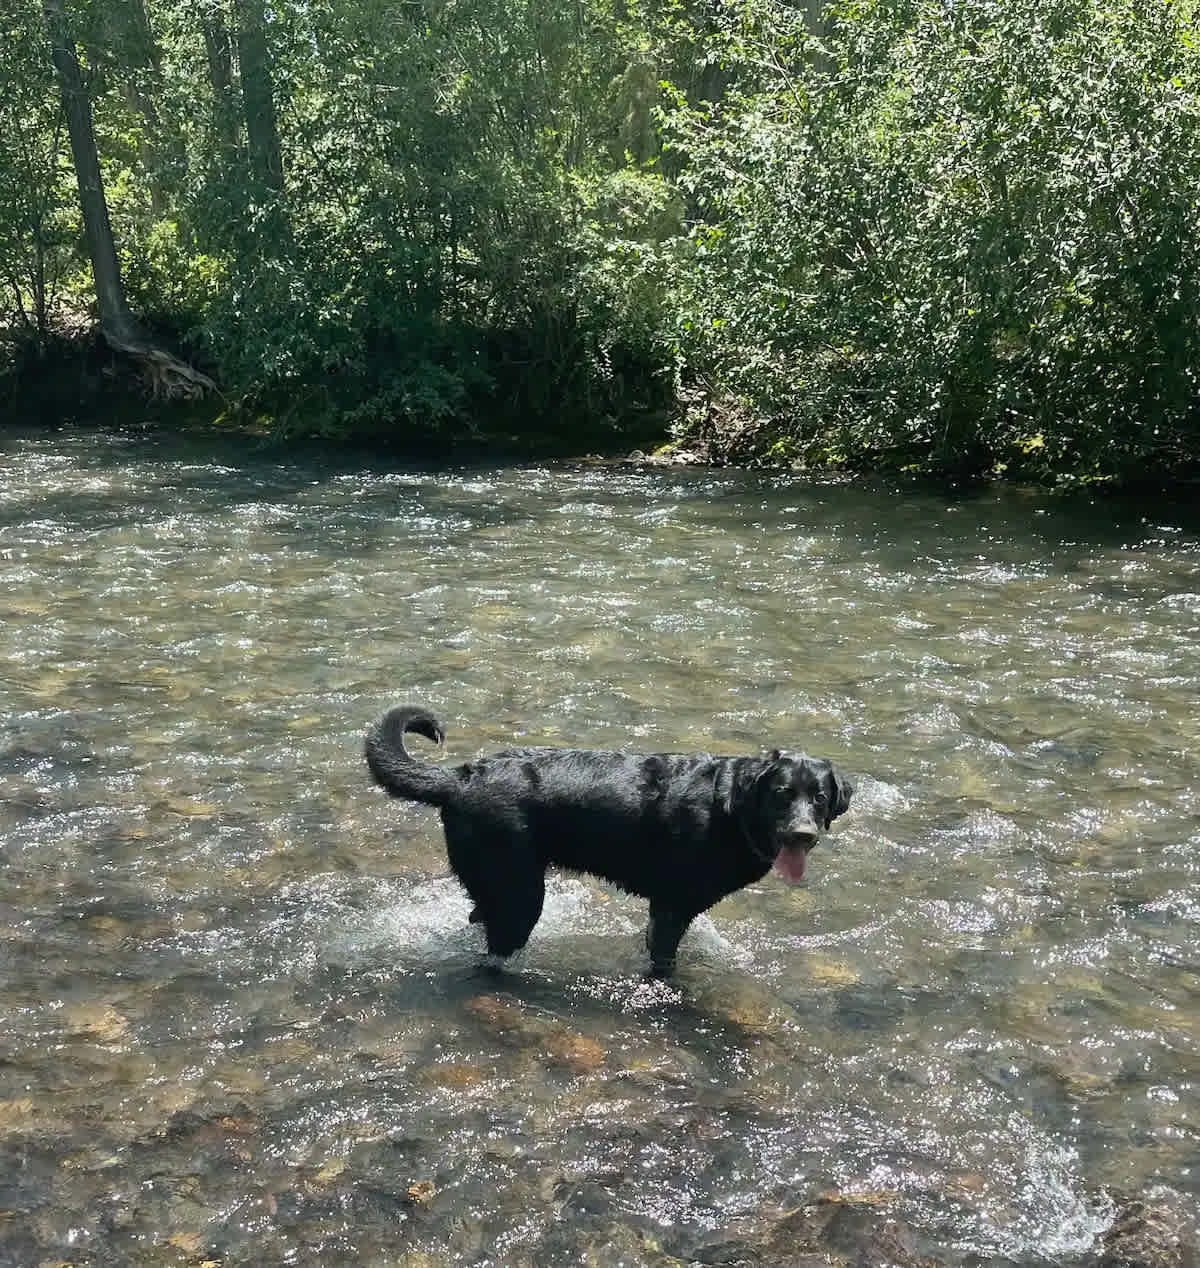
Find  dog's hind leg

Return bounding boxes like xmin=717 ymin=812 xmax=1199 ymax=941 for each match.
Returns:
xmin=483 ymin=870 xmax=545 ymax=960
xmin=645 ymin=903 xmax=693 ymax=977
xmin=443 ymin=814 xmax=543 ymax=965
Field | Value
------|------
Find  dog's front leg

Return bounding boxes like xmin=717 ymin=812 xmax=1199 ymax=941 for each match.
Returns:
xmin=645 ymin=903 xmax=693 ymax=977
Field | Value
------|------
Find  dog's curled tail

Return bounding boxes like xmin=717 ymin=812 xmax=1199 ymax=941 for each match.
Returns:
xmin=365 ymin=705 xmax=457 ymax=807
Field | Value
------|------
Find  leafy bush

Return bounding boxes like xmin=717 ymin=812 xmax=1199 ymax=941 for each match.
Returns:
xmin=660 ymin=0 xmax=1200 ymax=481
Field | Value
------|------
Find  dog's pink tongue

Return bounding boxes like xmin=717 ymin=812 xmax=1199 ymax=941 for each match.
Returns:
xmin=773 ymin=847 xmax=808 ymax=884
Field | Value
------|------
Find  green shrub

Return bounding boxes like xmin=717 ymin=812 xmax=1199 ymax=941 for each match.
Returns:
xmin=660 ymin=0 xmax=1200 ymax=482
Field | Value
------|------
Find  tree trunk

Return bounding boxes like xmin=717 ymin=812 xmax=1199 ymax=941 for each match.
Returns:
xmin=202 ymin=10 xmax=241 ymax=162
xmin=43 ymin=0 xmax=143 ymax=349
xmin=41 ymin=0 xmax=215 ymax=397
xmin=31 ymin=230 xmax=49 ymax=341
xmin=235 ymin=0 xmax=284 ymax=194
xmin=799 ymin=0 xmax=831 ymax=76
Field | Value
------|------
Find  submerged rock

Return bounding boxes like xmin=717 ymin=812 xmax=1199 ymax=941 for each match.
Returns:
xmin=420 ymin=1061 xmax=488 ymax=1090
xmin=1090 ymin=1197 xmax=1197 ymax=1268
xmin=694 ymin=1194 xmax=939 ymax=1267
xmin=466 ymin=994 xmax=607 ymax=1074
xmin=405 ymin=1179 xmax=436 ymax=1207
xmin=545 ymin=1031 xmax=606 ymax=1072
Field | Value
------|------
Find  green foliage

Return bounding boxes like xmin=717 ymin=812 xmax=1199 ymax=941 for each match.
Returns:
xmin=120 ymin=219 xmax=225 ymax=324
xmin=0 ymin=2 xmax=81 ymax=340
xmin=168 ymin=0 xmax=677 ymax=441
xmin=4 ymin=0 xmax=1200 ymax=482
xmin=657 ymin=0 xmax=1200 ymax=481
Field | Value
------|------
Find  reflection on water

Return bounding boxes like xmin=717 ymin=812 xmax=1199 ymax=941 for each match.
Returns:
xmin=1 ymin=429 xmax=1197 ymax=1266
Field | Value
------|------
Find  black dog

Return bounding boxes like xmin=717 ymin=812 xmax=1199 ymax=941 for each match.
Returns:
xmin=365 ymin=705 xmax=853 ymax=974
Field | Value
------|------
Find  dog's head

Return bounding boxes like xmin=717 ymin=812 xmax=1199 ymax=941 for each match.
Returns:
xmin=723 ymin=751 xmax=853 ymax=882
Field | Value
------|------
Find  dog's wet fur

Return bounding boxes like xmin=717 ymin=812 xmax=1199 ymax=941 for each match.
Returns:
xmin=365 ymin=705 xmax=853 ymax=975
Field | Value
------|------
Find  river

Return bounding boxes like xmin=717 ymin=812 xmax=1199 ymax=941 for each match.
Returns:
xmin=1 ymin=428 xmax=1197 ymax=1266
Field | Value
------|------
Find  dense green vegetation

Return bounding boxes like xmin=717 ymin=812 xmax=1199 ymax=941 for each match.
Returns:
xmin=2 ymin=0 xmax=1199 ymax=481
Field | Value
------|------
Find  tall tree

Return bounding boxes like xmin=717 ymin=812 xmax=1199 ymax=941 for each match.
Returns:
xmin=41 ymin=0 xmax=213 ymax=395
xmin=42 ymin=0 xmax=141 ymax=347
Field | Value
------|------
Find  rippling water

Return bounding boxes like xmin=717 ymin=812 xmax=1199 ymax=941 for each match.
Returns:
xmin=1 ymin=429 xmax=1197 ymax=1266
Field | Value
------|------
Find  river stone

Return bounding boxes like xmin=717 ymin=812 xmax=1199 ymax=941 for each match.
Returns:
xmin=62 ymin=1002 xmax=128 ymax=1043
xmin=0 ymin=1099 xmax=37 ymax=1135
xmin=695 ymin=1195 xmax=938 ymax=1267
xmin=466 ymin=994 xmax=607 ymax=1072
xmin=545 ymin=1031 xmax=606 ymax=1072
xmin=420 ymin=1061 xmax=488 ymax=1089
xmin=801 ymin=952 xmax=861 ymax=990
xmin=1090 ymin=1197 xmax=1197 ymax=1268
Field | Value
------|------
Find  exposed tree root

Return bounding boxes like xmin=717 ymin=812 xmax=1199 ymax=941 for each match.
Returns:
xmin=105 ymin=331 xmax=217 ymax=400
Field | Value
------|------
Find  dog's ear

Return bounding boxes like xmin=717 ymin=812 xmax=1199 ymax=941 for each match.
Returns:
xmin=720 ymin=758 xmax=767 ymax=816
xmin=823 ymin=767 xmax=854 ymax=830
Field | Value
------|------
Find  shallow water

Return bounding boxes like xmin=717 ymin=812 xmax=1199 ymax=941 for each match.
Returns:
xmin=1 ymin=429 xmax=1198 ymax=1266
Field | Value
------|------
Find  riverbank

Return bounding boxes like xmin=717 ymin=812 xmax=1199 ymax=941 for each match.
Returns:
xmin=0 ymin=327 xmax=668 ymax=459
xmin=5 ymin=330 xmax=1200 ymax=495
